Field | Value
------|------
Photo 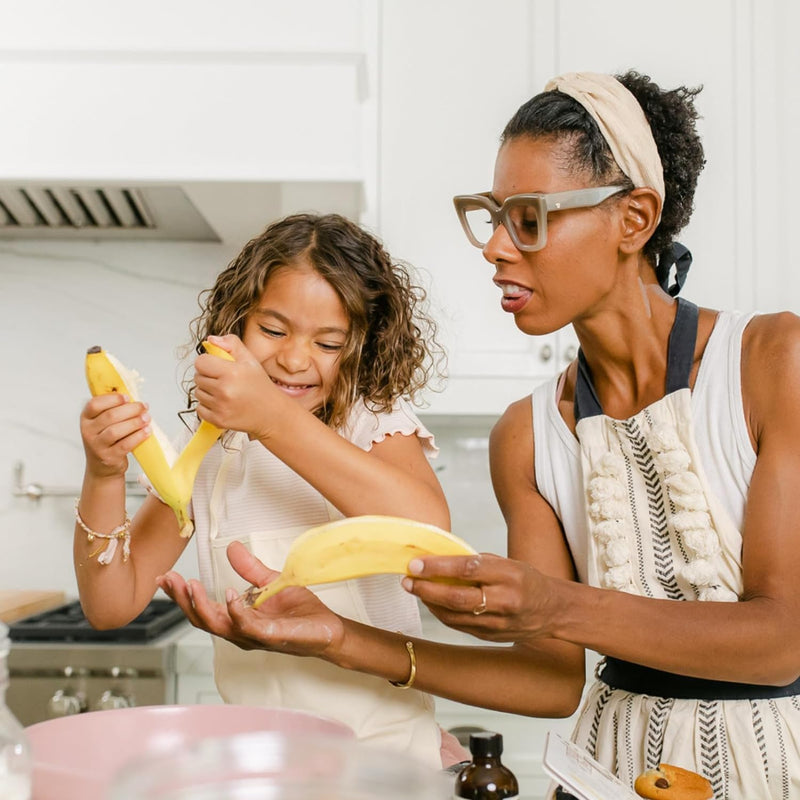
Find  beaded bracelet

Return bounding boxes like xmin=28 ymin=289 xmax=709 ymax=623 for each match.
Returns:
xmin=74 ymin=499 xmax=132 ymax=565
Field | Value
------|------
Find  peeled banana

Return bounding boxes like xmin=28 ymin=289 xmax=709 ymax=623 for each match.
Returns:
xmin=246 ymin=515 xmax=477 ymax=608
xmin=84 ymin=340 xmax=233 ymax=538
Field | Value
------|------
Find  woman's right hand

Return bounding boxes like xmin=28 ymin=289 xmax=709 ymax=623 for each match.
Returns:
xmin=158 ymin=541 xmax=346 ymax=659
xmin=79 ymin=393 xmax=151 ymax=478
xmin=402 ymin=551 xmax=561 ymax=645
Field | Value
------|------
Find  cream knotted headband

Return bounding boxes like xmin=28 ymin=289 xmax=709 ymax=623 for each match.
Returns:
xmin=544 ymin=72 xmax=664 ymax=222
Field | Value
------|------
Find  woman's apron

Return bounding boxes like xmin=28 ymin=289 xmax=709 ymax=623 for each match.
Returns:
xmin=561 ymin=298 xmax=800 ymax=800
xmin=206 ymin=446 xmax=442 ymax=770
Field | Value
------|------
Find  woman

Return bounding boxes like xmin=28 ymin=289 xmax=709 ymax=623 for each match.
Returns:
xmin=161 ymin=71 xmax=800 ymax=799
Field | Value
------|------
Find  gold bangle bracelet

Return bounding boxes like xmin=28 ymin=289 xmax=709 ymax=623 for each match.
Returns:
xmin=389 ymin=639 xmax=417 ymax=689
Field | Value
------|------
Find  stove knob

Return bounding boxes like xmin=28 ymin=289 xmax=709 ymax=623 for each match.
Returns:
xmin=109 ymin=666 xmax=138 ymax=679
xmin=47 ymin=689 xmax=86 ymax=718
xmin=95 ymin=689 xmax=133 ymax=711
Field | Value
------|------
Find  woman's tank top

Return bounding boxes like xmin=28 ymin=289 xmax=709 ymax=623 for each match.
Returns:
xmin=531 ymin=309 xmax=757 ymax=584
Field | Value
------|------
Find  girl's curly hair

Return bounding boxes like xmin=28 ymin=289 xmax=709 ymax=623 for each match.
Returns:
xmin=500 ymin=70 xmax=706 ymax=270
xmin=185 ymin=213 xmax=443 ymax=430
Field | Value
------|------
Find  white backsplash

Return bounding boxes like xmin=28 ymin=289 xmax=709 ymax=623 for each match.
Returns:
xmin=2 ymin=239 xmax=233 ymax=594
xmin=1 ymin=241 xmax=506 ymax=595
xmin=424 ymin=416 xmax=507 ymax=556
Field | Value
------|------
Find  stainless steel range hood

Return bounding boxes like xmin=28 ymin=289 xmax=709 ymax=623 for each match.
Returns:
xmin=0 ymin=180 xmax=364 ymax=245
xmin=0 ymin=184 xmax=218 ymax=241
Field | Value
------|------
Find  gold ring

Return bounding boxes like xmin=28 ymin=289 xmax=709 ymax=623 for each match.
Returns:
xmin=472 ymin=586 xmax=487 ymax=616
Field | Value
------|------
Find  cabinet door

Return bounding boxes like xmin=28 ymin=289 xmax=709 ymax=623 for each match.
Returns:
xmin=379 ymin=0 xmax=553 ymax=415
xmin=380 ymin=0 xmax=776 ymax=415
xmin=545 ymin=0 xmax=753 ymax=314
xmin=554 ymin=325 xmax=579 ymax=375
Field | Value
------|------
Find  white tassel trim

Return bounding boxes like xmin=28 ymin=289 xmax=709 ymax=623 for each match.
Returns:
xmin=646 ymin=422 xmax=734 ymax=601
xmin=587 ymin=452 xmax=635 ymax=592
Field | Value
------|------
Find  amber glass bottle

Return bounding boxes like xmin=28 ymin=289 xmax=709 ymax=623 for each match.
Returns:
xmin=454 ymin=731 xmax=519 ymax=800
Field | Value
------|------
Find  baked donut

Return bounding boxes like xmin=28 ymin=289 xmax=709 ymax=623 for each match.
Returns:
xmin=634 ymin=763 xmax=713 ymax=799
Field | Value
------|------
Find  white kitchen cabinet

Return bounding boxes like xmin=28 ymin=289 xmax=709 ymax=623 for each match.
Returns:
xmin=550 ymin=0 xmax=792 ymax=316
xmin=0 ymin=0 xmax=367 ymax=52
xmin=1 ymin=59 xmax=365 ymax=183
xmin=422 ymin=326 xmax=579 ymax=416
xmin=378 ymin=0 xmax=540 ymax=417
xmin=378 ymin=0 xmax=785 ymax=415
xmin=549 ymin=0 xmax=755 ymax=314
xmin=0 ymin=0 xmax=375 ymax=185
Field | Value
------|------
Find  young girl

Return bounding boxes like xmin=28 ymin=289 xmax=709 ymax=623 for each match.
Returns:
xmin=74 ymin=212 xmax=465 ymax=769
xmin=161 ymin=72 xmax=800 ymax=799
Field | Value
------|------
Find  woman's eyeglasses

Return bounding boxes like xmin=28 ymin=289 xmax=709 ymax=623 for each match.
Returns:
xmin=452 ymin=186 xmax=626 ymax=252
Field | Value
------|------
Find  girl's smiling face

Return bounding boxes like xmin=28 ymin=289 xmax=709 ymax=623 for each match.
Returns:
xmin=242 ymin=262 xmax=350 ymax=415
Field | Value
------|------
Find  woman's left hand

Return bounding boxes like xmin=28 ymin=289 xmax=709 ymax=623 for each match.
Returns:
xmin=157 ymin=541 xmax=346 ymax=657
xmin=402 ymin=551 xmax=559 ymax=644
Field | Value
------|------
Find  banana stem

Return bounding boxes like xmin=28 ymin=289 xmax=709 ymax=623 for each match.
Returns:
xmin=248 ymin=578 xmax=291 ymax=608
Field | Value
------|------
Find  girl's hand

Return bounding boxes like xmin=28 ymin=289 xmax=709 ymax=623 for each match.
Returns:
xmin=157 ymin=541 xmax=345 ymax=657
xmin=193 ymin=334 xmax=285 ymax=440
xmin=402 ymin=552 xmax=557 ymax=644
xmin=79 ymin=393 xmax=151 ymax=479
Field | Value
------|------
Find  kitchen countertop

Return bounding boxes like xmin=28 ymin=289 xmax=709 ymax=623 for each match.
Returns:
xmin=0 ymin=590 xmax=66 ymax=623
xmin=174 ymin=625 xmax=217 ymax=675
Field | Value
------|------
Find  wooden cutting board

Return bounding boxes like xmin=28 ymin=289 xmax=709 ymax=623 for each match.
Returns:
xmin=0 ymin=590 xmax=66 ymax=623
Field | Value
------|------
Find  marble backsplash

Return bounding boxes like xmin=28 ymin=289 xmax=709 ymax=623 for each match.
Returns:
xmin=1 ymin=240 xmax=506 ymax=596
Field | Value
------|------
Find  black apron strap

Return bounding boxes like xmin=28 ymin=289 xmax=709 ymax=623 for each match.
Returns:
xmin=600 ymin=656 xmax=800 ymax=700
xmin=573 ymin=349 xmax=603 ymax=422
xmin=573 ymin=297 xmax=699 ymax=423
xmin=666 ymin=297 xmax=699 ymax=394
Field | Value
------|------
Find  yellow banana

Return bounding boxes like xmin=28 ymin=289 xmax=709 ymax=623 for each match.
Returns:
xmin=84 ymin=340 xmax=234 ymax=538
xmin=247 ymin=515 xmax=477 ymax=608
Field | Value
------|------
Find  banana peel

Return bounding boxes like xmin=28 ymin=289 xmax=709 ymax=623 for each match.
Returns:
xmin=84 ymin=340 xmax=233 ymax=538
xmin=245 ymin=515 xmax=478 ymax=607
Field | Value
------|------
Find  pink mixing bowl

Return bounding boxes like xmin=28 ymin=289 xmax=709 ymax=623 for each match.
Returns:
xmin=26 ymin=704 xmax=354 ymax=800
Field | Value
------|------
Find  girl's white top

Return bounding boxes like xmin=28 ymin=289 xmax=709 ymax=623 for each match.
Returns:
xmin=165 ymin=397 xmax=445 ymax=767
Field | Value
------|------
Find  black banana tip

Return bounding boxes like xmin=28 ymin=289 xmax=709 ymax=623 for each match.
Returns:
xmin=86 ymin=345 xmax=102 ymax=354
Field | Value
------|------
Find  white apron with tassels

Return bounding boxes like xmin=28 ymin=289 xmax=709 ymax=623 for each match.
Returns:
xmin=542 ymin=299 xmax=800 ymax=800
xmin=194 ymin=404 xmax=443 ymax=770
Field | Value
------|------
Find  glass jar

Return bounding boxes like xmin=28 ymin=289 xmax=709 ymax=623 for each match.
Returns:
xmin=110 ymin=730 xmax=446 ymax=800
xmin=0 ymin=622 xmax=32 ymax=800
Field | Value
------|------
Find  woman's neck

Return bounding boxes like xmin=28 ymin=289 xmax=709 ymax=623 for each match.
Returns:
xmin=571 ymin=290 xmax=680 ymax=420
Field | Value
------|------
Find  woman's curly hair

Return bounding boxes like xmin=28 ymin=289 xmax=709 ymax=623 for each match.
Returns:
xmin=500 ymin=70 xmax=706 ymax=270
xmin=185 ymin=213 xmax=443 ymax=430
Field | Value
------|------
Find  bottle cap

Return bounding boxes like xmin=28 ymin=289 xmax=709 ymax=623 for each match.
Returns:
xmin=469 ymin=731 xmax=503 ymax=758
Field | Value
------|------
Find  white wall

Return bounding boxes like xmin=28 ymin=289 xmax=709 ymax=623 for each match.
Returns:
xmin=2 ymin=240 xmax=230 ymax=592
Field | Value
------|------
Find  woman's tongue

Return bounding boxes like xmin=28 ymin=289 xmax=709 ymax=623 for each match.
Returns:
xmin=500 ymin=283 xmax=532 ymax=314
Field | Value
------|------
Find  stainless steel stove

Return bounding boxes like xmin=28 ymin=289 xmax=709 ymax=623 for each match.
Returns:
xmin=6 ymin=599 xmax=188 ymax=726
